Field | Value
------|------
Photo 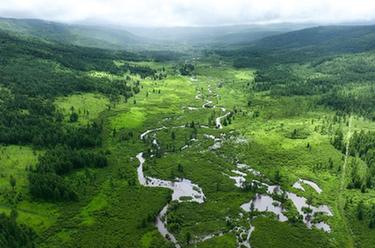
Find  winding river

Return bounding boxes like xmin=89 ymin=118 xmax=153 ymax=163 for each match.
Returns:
xmin=135 ymin=83 xmax=231 ymax=247
xmin=136 ymin=133 xmax=205 ymax=247
xmin=134 ymin=79 xmax=332 ymax=248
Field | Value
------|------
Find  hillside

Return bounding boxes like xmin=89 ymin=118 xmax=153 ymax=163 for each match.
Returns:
xmin=0 ymin=18 xmax=312 ymax=50
xmin=0 ymin=17 xmax=149 ymax=50
xmin=216 ymin=25 xmax=375 ymax=67
xmin=254 ymin=25 xmax=375 ymax=51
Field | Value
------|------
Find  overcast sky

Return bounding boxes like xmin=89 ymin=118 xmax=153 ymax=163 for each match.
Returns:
xmin=0 ymin=0 xmax=375 ymax=27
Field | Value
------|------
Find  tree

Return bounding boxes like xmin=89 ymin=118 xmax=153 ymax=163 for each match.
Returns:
xmin=357 ymin=201 xmax=365 ymax=220
xmin=9 ymin=175 xmax=16 ymax=191
xmin=69 ymin=112 xmax=79 ymax=122
xmin=186 ymin=232 xmax=191 ymax=244
xmin=0 ymin=213 xmax=36 ymax=247
xmin=306 ymin=195 xmax=313 ymax=207
xmin=291 ymin=129 xmax=297 ymax=139
xmin=223 ymin=119 xmax=228 ymax=126
xmin=274 ymin=170 xmax=281 ymax=183
xmin=332 ymin=129 xmax=344 ymax=151
xmin=177 ymin=163 xmax=184 ymax=173
xmin=369 ymin=206 xmax=375 ymax=228
xmin=10 ymin=208 xmax=18 ymax=222
xmin=250 ymin=201 xmax=255 ymax=212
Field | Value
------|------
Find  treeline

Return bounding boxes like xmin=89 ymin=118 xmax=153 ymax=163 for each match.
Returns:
xmin=250 ymin=54 xmax=375 ymax=119
xmin=28 ymin=146 xmax=108 ymax=201
xmin=138 ymin=50 xmax=185 ymax=62
xmin=120 ymin=63 xmax=156 ymax=79
xmin=0 ymin=39 xmax=152 ymax=98
xmin=0 ymin=29 xmax=151 ymax=148
xmin=0 ymin=94 xmax=103 ymax=147
xmin=0 ymin=29 xmax=143 ymax=71
xmin=332 ymin=129 xmax=375 ymax=190
xmin=320 ymin=88 xmax=375 ymax=120
xmin=253 ymin=67 xmax=333 ymax=96
xmin=348 ymin=131 xmax=375 ymax=190
xmin=356 ymin=201 xmax=375 ymax=229
xmin=0 ymin=212 xmax=36 ymax=248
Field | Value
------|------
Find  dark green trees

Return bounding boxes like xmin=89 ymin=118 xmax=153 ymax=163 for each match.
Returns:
xmin=69 ymin=112 xmax=79 ymax=122
xmin=28 ymin=146 xmax=108 ymax=201
xmin=0 ymin=213 xmax=36 ymax=248
xmin=179 ymin=63 xmax=195 ymax=76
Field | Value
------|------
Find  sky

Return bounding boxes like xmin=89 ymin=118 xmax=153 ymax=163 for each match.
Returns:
xmin=0 ymin=0 xmax=375 ymax=27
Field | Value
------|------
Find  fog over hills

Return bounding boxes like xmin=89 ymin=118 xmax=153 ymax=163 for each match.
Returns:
xmin=0 ymin=16 xmax=314 ymax=49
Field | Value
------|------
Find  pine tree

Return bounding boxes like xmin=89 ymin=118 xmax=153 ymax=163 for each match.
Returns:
xmin=357 ymin=201 xmax=365 ymax=220
xmin=9 ymin=175 xmax=16 ymax=191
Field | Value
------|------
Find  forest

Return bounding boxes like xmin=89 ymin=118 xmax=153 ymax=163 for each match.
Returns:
xmin=0 ymin=28 xmax=163 ymax=246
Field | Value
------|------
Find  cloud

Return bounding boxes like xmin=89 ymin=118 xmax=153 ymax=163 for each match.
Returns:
xmin=0 ymin=0 xmax=375 ymax=26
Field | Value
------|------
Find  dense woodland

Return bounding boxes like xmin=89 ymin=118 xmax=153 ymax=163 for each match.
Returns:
xmin=0 ymin=29 xmax=161 ymax=148
xmin=0 ymin=29 xmax=161 ymax=246
xmin=332 ymin=129 xmax=375 ymax=191
xmin=0 ymin=212 xmax=35 ymax=248
xmin=29 ymin=146 xmax=108 ymax=201
xmin=251 ymin=54 xmax=375 ymax=120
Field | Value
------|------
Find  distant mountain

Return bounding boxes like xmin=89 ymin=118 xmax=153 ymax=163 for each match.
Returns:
xmin=0 ymin=17 xmax=312 ymax=51
xmin=126 ymin=23 xmax=310 ymax=46
xmin=217 ymin=25 xmax=375 ymax=67
xmin=253 ymin=25 xmax=375 ymax=52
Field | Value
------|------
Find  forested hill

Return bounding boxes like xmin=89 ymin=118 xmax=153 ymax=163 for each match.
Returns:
xmin=0 ymin=17 xmax=311 ymax=50
xmin=0 ymin=17 xmax=148 ymax=50
xmin=253 ymin=25 xmax=375 ymax=51
xmin=0 ymin=28 xmax=165 ymax=147
xmin=227 ymin=24 xmax=375 ymax=120
xmin=216 ymin=25 xmax=375 ymax=67
xmin=0 ymin=29 xmax=149 ymax=96
xmin=0 ymin=26 xmax=171 ymax=216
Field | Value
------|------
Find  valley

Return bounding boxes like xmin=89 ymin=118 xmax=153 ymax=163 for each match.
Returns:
xmin=0 ymin=16 xmax=375 ymax=248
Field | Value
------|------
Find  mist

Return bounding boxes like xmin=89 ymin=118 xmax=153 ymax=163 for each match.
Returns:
xmin=1 ymin=0 xmax=375 ymax=27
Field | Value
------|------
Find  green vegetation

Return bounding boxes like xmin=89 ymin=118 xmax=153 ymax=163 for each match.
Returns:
xmin=1 ymin=18 xmax=375 ymax=248
xmin=110 ymin=107 xmax=146 ymax=129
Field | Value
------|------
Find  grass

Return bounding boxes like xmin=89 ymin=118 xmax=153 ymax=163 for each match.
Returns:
xmin=110 ymin=107 xmax=146 ymax=129
xmin=251 ymin=217 xmax=335 ymax=248
xmin=54 ymin=93 xmax=109 ymax=125
xmin=0 ymin=145 xmax=59 ymax=233
xmin=79 ymin=192 xmax=108 ymax=226
xmin=196 ymin=234 xmax=237 ymax=248
xmin=0 ymin=145 xmax=38 ymax=192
